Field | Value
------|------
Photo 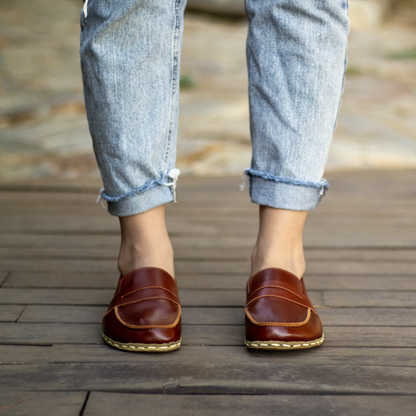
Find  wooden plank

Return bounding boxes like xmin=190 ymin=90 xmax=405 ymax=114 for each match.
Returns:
xmin=2 ymin=323 xmax=416 ymax=347
xmin=0 ymin=361 xmax=415 ymax=394
xmin=0 ymin=391 xmax=86 ymax=416
xmin=0 ymin=234 xmax=121 ymax=249
xmin=4 ymin=203 xmax=416 ymax=220
xmin=3 ymin=247 xmax=416 ymax=262
xmin=0 ymin=232 xmax=120 ymax=250
xmin=0 ymin=288 xmax=323 ymax=307
xmin=0 ymin=234 xmax=258 ymax=250
xmin=2 ymin=215 xmax=416 ymax=233
xmin=2 ymin=257 xmax=416 ymax=275
xmin=322 ymin=326 xmax=416 ymax=347
xmin=319 ymin=307 xmax=416 ymax=326
xmin=2 ymin=233 xmax=416 ymax=253
xmin=304 ymin=228 xmax=416 ymax=247
xmin=18 ymin=305 xmax=416 ymax=327
xmin=183 ymin=260 xmax=416 ymax=276
xmin=18 ymin=306 xmax=106 ymax=323
xmin=0 ymin=344 xmax=416 ymax=367
xmin=0 ymin=323 xmax=102 ymax=345
xmin=0 ymin=259 xmax=119 ymax=273
xmin=304 ymin=275 xmax=416 ymax=291
xmin=0 ymin=305 xmax=25 ymax=322
xmin=17 ymin=307 xmax=243 ymax=326
xmin=185 ymin=325 xmax=416 ymax=348
xmin=0 ymin=288 xmax=114 ymax=306
xmin=5 ymin=271 xmax=416 ymax=291
xmin=323 ymin=290 xmax=416 ymax=307
xmin=4 ymin=272 xmax=120 ymax=289
xmin=83 ymin=393 xmax=416 ymax=416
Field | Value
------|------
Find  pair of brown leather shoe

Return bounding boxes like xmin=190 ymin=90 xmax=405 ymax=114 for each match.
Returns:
xmin=102 ymin=267 xmax=323 ymax=352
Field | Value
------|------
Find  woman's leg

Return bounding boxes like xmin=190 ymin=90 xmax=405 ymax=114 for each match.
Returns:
xmin=244 ymin=0 xmax=349 ymax=350
xmin=80 ymin=0 xmax=187 ymax=277
xmin=80 ymin=0 xmax=186 ymax=352
xmin=245 ymin=0 xmax=349 ymax=278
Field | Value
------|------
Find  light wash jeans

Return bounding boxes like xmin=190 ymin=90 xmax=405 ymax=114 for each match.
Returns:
xmin=80 ymin=0 xmax=349 ymax=216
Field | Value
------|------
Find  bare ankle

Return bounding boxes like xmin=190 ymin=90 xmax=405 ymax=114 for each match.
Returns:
xmin=251 ymin=206 xmax=307 ymax=279
xmin=251 ymin=241 xmax=305 ymax=279
xmin=118 ymin=241 xmax=174 ymax=277
xmin=117 ymin=205 xmax=175 ymax=277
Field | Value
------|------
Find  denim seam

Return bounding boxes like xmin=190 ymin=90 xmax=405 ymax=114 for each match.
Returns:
xmin=98 ymin=171 xmax=175 ymax=203
xmin=244 ymin=168 xmax=329 ymax=195
xmin=163 ymin=0 xmax=182 ymax=171
xmin=332 ymin=0 xmax=349 ymax=134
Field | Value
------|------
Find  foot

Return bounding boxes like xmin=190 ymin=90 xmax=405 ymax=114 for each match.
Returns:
xmin=102 ymin=267 xmax=182 ymax=352
xmin=245 ymin=268 xmax=324 ymax=350
xmin=250 ymin=206 xmax=307 ymax=279
xmin=117 ymin=205 xmax=175 ymax=278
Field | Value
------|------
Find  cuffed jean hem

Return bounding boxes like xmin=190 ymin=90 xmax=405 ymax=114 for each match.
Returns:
xmin=106 ymin=184 xmax=174 ymax=217
xmin=247 ymin=173 xmax=328 ymax=211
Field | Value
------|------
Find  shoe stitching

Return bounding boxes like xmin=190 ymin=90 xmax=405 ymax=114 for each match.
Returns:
xmin=245 ymin=335 xmax=324 ymax=349
xmin=103 ymin=333 xmax=181 ymax=351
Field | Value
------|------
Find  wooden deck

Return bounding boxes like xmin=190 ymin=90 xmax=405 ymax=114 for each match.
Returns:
xmin=0 ymin=170 xmax=416 ymax=415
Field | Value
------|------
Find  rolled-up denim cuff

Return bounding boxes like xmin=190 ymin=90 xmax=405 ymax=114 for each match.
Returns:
xmin=246 ymin=169 xmax=328 ymax=211
xmin=97 ymin=168 xmax=180 ymax=217
xmin=107 ymin=184 xmax=174 ymax=217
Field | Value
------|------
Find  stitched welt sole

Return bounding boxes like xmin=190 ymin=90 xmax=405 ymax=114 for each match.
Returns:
xmin=102 ymin=333 xmax=181 ymax=352
xmin=245 ymin=334 xmax=324 ymax=350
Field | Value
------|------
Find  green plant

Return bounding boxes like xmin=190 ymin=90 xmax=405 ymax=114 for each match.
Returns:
xmin=386 ymin=47 xmax=416 ymax=60
xmin=180 ymin=74 xmax=196 ymax=89
xmin=345 ymin=65 xmax=362 ymax=76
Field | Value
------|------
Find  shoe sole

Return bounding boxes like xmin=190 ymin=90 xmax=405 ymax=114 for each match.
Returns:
xmin=245 ymin=334 xmax=324 ymax=350
xmin=102 ymin=332 xmax=181 ymax=352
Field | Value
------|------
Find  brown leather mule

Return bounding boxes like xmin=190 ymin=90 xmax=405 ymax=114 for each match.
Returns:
xmin=245 ymin=268 xmax=324 ymax=350
xmin=102 ymin=267 xmax=181 ymax=352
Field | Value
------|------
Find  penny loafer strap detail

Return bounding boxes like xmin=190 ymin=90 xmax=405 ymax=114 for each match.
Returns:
xmin=109 ymin=286 xmax=179 ymax=307
xmin=247 ymin=286 xmax=316 ymax=313
xmin=246 ymin=293 xmax=316 ymax=313
xmin=113 ymin=302 xmax=182 ymax=330
xmin=245 ymin=306 xmax=311 ymax=327
xmin=112 ymin=295 xmax=181 ymax=311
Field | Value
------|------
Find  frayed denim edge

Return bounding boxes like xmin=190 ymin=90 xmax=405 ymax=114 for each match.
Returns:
xmin=98 ymin=168 xmax=180 ymax=204
xmin=244 ymin=168 xmax=329 ymax=198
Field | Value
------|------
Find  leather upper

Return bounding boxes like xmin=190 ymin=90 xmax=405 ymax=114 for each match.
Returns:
xmin=102 ymin=267 xmax=181 ymax=344
xmin=245 ymin=268 xmax=323 ymax=342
